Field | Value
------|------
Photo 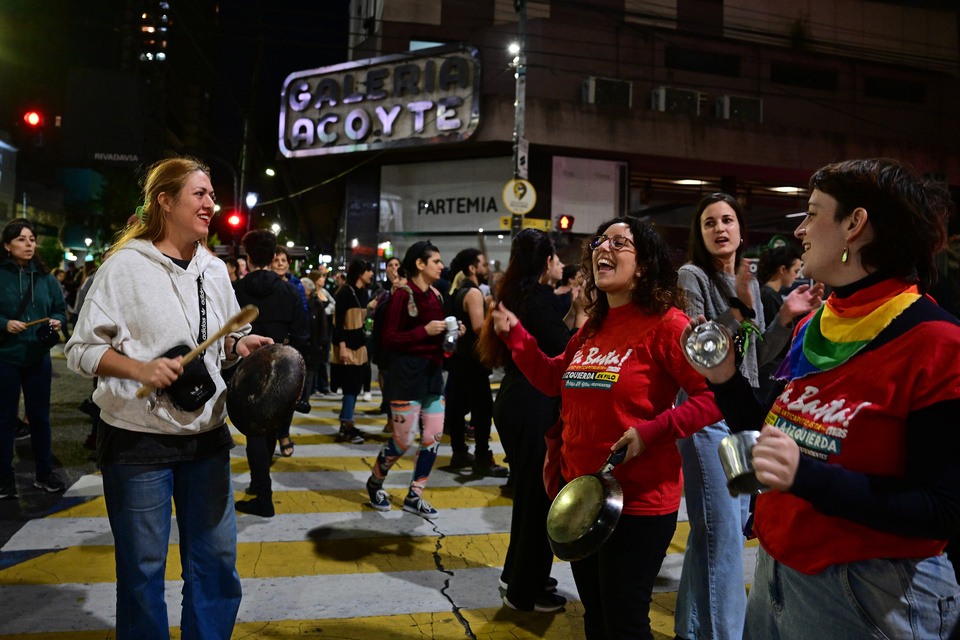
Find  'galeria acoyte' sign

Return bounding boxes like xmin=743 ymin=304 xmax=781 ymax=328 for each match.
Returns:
xmin=279 ymin=44 xmax=481 ymax=158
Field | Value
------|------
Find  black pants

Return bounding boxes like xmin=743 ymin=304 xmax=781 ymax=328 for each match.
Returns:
xmin=494 ymin=372 xmax=559 ymax=608
xmin=571 ymin=511 xmax=678 ymax=640
xmin=245 ymin=432 xmax=277 ymax=496
xmin=444 ymin=359 xmax=493 ymax=455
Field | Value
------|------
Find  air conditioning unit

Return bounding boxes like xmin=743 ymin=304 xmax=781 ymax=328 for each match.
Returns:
xmin=714 ymin=95 xmax=763 ymax=123
xmin=650 ymin=86 xmax=701 ymax=116
xmin=582 ymin=77 xmax=633 ymax=108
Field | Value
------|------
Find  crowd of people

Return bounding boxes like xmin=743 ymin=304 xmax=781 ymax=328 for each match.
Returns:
xmin=3 ymin=154 xmax=959 ymax=639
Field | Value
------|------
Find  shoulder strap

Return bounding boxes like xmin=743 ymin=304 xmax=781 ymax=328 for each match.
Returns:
xmin=10 ymin=285 xmax=32 ymax=321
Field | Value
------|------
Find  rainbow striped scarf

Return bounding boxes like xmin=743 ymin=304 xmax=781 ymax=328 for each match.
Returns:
xmin=785 ymin=279 xmax=921 ymax=380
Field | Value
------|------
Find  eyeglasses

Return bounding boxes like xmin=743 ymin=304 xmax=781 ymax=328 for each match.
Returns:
xmin=589 ymin=234 xmax=635 ymax=251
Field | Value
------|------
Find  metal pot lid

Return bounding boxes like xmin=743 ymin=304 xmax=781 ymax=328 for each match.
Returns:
xmin=546 ymin=476 xmax=606 ymax=543
xmin=226 ymin=344 xmax=305 ymax=437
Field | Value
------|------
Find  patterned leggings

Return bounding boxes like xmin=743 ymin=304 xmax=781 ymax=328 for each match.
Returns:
xmin=370 ymin=394 xmax=444 ymax=496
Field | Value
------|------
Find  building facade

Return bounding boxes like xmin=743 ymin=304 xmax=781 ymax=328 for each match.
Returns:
xmin=281 ymin=0 xmax=959 ymax=271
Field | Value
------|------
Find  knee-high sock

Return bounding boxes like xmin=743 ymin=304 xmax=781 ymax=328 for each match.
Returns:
xmin=410 ymin=394 xmax=444 ymax=497
xmin=371 ymin=399 xmax=420 ymax=483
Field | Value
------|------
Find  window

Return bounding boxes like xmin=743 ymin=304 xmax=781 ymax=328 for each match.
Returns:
xmin=864 ymin=76 xmax=926 ymax=103
xmin=770 ymin=62 xmax=838 ymax=91
xmin=665 ymin=46 xmax=740 ymax=78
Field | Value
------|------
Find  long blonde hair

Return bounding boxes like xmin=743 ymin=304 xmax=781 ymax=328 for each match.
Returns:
xmin=112 ymin=156 xmax=211 ymax=251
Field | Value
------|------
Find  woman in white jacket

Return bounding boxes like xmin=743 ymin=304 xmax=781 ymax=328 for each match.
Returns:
xmin=65 ymin=157 xmax=271 ymax=640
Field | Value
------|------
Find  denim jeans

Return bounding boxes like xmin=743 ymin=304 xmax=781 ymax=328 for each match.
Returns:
xmin=0 ymin=356 xmax=54 ymax=479
xmin=339 ymin=393 xmax=357 ymax=421
xmin=746 ymin=546 xmax=960 ymax=640
xmin=676 ymin=420 xmax=750 ymax=640
xmin=102 ymin=450 xmax=241 ymax=640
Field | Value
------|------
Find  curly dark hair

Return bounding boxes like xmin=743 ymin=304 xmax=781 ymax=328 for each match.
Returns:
xmin=579 ymin=216 xmax=686 ymax=340
xmin=809 ymin=158 xmax=952 ymax=293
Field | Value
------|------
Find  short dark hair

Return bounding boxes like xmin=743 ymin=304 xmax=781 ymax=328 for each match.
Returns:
xmin=810 ymin=158 xmax=952 ymax=293
xmin=241 ymin=230 xmax=277 ymax=268
xmin=346 ymin=258 xmax=373 ymax=285
xmin=274 ymin=245 xmax=292 ymax=260
xmin=756 ymin=244 xmax=802 ymax=284
xmin=561 ymin=264 xmax=580 ymax=286
xmin=222 ymin=256 xmax=239 ymax=271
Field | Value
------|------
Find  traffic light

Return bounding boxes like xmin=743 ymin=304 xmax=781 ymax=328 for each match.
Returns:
xmin=226 ymin=212 xmax=243 ymax=228
xmin=23 ymin=110 xmax=43 ymax=127
xmin=557 ymin=214 xmax=574 ymax=231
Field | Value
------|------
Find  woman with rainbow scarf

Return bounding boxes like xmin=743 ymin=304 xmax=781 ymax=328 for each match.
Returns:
xmin=681 ymin=158 xmax=960 ymax=639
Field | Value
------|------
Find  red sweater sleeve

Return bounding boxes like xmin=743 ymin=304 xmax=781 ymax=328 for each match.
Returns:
xmin=502 ymin=320 xmax=575 ymax=397
xmin=632 ymin=313 xmax=722 ymax=447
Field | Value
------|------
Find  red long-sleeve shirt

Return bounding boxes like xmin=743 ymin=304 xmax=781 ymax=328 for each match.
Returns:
xmin=504 ymin=304 xmax=721 ymax=515
xmin=382 ymin=281 xmax=445 ymax=364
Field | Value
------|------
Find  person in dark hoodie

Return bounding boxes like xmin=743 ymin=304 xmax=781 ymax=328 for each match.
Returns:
xmin=0 ymin=218 xmax=68 ymax=499
xmin=232 ymin=230 xmax=309 ymax=516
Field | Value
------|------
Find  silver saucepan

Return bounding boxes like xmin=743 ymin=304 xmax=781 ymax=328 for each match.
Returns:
xmin=546 ymin=446 xmax=627 ymax=562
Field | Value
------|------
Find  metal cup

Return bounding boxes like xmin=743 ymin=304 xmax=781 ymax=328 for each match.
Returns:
xmin=718 ymin=430 xmax=769 ymax=497
xmin=685 ymin=320 xmax=731 ymax=368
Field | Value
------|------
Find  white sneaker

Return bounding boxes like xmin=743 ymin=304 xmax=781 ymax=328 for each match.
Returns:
xmin=362 ymin=391 xmax=373 ymax=402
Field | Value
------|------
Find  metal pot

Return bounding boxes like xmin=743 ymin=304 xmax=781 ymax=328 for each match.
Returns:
xmin=226 ymin=344 xmax=305 ymax=437
xmin=546 ymin=447 xmax=627 ymax=562
xmin=718 ymin=430 xmax=769 ymax=497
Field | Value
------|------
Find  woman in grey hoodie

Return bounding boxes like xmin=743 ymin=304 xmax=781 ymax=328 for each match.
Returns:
xmin=66 ymin=157 xmax=272 ymax=640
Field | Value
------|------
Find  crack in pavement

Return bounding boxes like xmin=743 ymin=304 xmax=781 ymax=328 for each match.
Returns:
xmin=424 ymin=515 xmax=477 ymax=640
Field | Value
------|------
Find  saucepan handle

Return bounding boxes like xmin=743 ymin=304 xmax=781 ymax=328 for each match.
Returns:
xmin=599 ymin=445 xmax=628 ymax=474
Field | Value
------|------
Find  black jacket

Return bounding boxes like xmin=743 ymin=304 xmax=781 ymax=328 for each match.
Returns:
xmin=233 ymin=270 xmax=309 ymax=352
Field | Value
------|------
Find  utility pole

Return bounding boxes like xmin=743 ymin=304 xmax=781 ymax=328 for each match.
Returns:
xmin=510 ymin=0 xmax=527 ymax=237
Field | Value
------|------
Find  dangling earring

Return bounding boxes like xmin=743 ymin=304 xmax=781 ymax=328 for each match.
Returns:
xmin=841 ymin=246 xmax=849 ymax=263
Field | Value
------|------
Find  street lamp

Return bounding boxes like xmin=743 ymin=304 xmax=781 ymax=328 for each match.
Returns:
xmin=271 ymin=223 xmax=281 ymax=234
xmin=265 ymin=168 xmax=276 ymax=177
xmin=245 ymin=192 xmax=259 ymax=209
xmin=84 ymin=238 xmax=92 ymax=247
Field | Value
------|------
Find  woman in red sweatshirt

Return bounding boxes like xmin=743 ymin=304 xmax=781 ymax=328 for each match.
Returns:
xmin=492 ymin=216 xmax=721 ymax=640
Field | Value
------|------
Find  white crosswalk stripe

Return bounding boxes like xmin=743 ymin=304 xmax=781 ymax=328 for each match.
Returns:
xmin=0 ymin=392 xmax=757 ymax=639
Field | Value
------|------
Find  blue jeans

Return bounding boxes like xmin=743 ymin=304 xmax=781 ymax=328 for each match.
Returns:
xmin=0 ymin=357 xmax=54 ymax=479
xmin=676 ymin=420 xmax=750 ymax=640
xmin=339 ymin=394 xmax=357 ymax=422
xmin=747 ymin=546 xmax=960 ymax=639
xmin=102 ymin=451 xmax=241 ymax=640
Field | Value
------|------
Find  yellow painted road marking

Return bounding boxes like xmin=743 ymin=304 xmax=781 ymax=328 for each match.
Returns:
xmin=49 ymin=485 xmax=514 ymax=518
xmin=0 ymin=600 xmax=675 ymax=640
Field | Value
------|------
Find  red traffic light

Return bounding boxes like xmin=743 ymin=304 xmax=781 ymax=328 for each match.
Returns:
xmin=558 ymin=214 xmax=574 ymax=231
xmin=23 ymin=110 xmax=43 ymax=127
xmin=226 ymin=213 xmax=242 ymax=228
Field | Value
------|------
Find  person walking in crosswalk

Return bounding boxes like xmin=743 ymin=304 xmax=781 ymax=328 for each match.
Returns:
xmin=365 ymin=241 xmax=462 ymax=518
